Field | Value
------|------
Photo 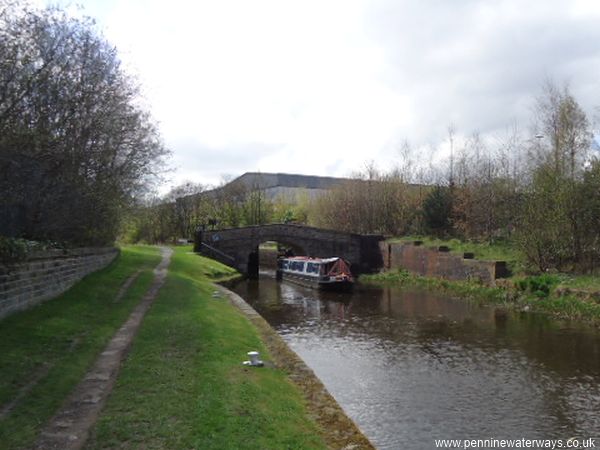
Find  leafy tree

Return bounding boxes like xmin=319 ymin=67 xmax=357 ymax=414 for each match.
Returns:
xmin=575 ymin=159 xmax=600 ymax=271
xmin=169 ymin=181 xmax=205 ymax=238
xmin=533 ymin=81 xmax=590 ymax=179
xmin=0 ymin=1 xmax=169 ymax=245
xmin=518 ymin=81 xmax=593 ymax=271
xmin=516 ymin=166 xmax=572 ymax=271
xmin=422 ymin=185 xmax=453 ymax=236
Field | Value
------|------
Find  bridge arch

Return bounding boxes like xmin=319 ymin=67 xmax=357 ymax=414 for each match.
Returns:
xmin=246 ymin=239 xmax=306 ymax=279
xmin=194 ymin=223 xmax=384 ymax=278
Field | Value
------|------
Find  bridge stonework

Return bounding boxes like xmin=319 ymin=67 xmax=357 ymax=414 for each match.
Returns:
xmin=194 ymin=224 xmax=384 ymax=278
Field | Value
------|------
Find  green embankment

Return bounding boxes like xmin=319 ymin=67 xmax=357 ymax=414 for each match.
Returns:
xmin=367 ymin=237 xmax=600 ymax=324
xmin=0 ymin=246 xmax=162 ymax=450
xmin=362 ymin=269 xmax=600 ymax=323
xmin=85 ymin=247 xmax=327 ymax=450
xmin=388 ymin=235 xmax=600 ymax=290
xmin=388 ymin=235 xmax=524 ymax=272
xmin=0 ymin=246 xmax=328 ymax=449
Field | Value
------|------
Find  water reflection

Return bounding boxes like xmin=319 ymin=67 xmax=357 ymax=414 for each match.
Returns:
xmin=232 ymin=274 xmax=600 ymax=450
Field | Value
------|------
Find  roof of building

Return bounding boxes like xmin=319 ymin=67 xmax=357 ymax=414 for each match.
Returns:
xmin=177 ymin=172 xmax=351 ymax=203
xmin=226 ymin=172 xmax=350 ymax=190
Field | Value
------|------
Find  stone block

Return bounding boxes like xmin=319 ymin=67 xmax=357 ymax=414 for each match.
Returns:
xmin=0 ymin=247 xmax=118 ymax=320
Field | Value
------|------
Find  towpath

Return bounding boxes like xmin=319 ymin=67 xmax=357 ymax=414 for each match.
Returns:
xmin=34 ymin=247 xmax=173 ymax=450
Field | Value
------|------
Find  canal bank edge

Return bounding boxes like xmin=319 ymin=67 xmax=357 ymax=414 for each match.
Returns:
xmin=215 ymin=284 xmax=376 ymax=450
xmin=361 ymin=270 xmax=600 ymax=327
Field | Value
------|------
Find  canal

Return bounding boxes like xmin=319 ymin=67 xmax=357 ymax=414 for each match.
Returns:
xmin=231 ymin=273 xmax=600 ymax=449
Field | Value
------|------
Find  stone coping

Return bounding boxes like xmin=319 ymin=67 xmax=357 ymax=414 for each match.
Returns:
xmin=1 ymin=247 xmax=118 ymax=264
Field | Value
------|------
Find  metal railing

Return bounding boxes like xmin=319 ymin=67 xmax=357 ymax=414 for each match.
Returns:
xmin=200 ymin=242 xmax=236 ymax=262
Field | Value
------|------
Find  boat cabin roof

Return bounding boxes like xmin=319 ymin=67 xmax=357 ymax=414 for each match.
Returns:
xmin=280 ymin=256 xmax=341 ymax=264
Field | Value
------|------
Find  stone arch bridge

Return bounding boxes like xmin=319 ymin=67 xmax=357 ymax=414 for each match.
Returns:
xmin=194 ymin=224 xmax=384 ymax=278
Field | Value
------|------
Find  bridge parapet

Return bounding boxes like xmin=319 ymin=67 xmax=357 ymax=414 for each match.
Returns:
xmin=194 ymin=223 xmax=383 ymax=278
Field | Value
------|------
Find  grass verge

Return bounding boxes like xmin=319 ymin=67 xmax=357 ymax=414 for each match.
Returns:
xmin=0 ymin=245 xmax=162 ymax=450
xmin=85 ymin=246 xmax=328 ymax=450
xmin=361 ymin=269 xmax=600 ymax=325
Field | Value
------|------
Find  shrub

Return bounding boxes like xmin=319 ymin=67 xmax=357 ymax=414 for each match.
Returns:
xmin=515 ymin=274 xmax=560 ymax=298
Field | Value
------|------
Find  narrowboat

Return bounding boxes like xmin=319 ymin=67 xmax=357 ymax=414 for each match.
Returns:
xmin=276 ymin=256 xmax=354 ymax=290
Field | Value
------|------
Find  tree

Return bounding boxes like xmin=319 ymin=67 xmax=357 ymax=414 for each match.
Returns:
xmin=518 ymin=81 xmax=593 ymax=271
xmin=0 ymin=1 xmax=169 ymax=245
xmin=577 ymin=159 xmax=600 ymax=270
xmin=310 ymin=165 xmax=421 ymax=235
xmin=517 ymin=166 xmax=572 ymax=271
xmin=169 ymin=181 xmax=205 ymax=239
xmin=533 ymin=81 xmax=590 ymax=179
xmin=451 ymin=132 xmax=522 ymax=241
xmin=422 ymin=185 xmax=453 ymax=236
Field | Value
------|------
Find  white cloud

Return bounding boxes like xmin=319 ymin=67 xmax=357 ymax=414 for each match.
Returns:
xmin=44 ymin=0 xmax=600 ymax=189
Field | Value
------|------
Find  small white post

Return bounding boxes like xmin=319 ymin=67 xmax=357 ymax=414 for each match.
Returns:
xmin=243 ymin=351 xmax=264 ymax=367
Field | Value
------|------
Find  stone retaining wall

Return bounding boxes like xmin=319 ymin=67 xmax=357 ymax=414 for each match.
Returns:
xmin=0 ymin=247 xmax=119 ymax=320
xmin=379 ymin=242 xmax=508 ymax=286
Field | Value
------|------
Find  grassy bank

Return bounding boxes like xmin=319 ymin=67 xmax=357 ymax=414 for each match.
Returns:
xmin=388 ymin=235 xmax=524 ymax=272
xmin=389 ymin=235 xmax=600 ymax=290
xmin=361 ymin=269 xmax=600 ymax=325
xmin=0 ymin=246 xmax=162 ymax=449
xmin=85 ymin=247 xmax=328 ymax=450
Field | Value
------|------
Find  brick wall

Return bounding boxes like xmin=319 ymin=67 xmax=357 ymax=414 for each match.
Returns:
xmin=379 ymin=242 xmax=507 ymax=286
xmin=0 ymin=247 xmax=119 ymax=320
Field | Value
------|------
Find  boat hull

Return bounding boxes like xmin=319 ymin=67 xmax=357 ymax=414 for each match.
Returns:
xmin=277 ymin=270 xmax=354 ymax=291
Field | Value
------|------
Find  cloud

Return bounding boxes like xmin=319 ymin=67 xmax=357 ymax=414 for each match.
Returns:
xmin=366 ymin=0 xmax=600 ymax=142
xmin=45 ymin=0 xmax=600 ymax=190
xmin=167 ymin=137 xmax=286 ymax=187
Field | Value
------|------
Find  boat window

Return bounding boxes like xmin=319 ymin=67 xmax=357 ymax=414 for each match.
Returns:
xmin=290 ymin=261 xmax=305 ymax=272
xmin=306 ymin=263 xmax=318 ymax=274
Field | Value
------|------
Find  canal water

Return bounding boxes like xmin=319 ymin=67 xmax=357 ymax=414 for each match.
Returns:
xmin=231 ymin=273 xmax=600 ymax=450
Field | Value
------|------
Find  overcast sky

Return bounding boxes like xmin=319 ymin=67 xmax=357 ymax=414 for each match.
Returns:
xmin=44 ymin=0 xmax=600 ymax=190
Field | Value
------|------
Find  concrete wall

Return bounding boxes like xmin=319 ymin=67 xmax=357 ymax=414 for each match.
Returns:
xmin=0 ymin=247 xmax=119 ymax=320
xmin=379 ymin=242 xmax=508 ymax=286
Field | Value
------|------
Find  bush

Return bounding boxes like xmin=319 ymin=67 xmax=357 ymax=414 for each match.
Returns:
xmin=515 ymin=274 xmax=560 ymax=298
xmin=0 ymin=237 xmax=63 ymax=263
xmin=0 ymin=237 xmax=28 ymax=263
xmin=422 ymin=185 xmax=454 ymax=236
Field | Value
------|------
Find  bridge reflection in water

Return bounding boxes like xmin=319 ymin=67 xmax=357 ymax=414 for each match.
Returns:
xmin=232 ymin=272 xmax=600 ymax=450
